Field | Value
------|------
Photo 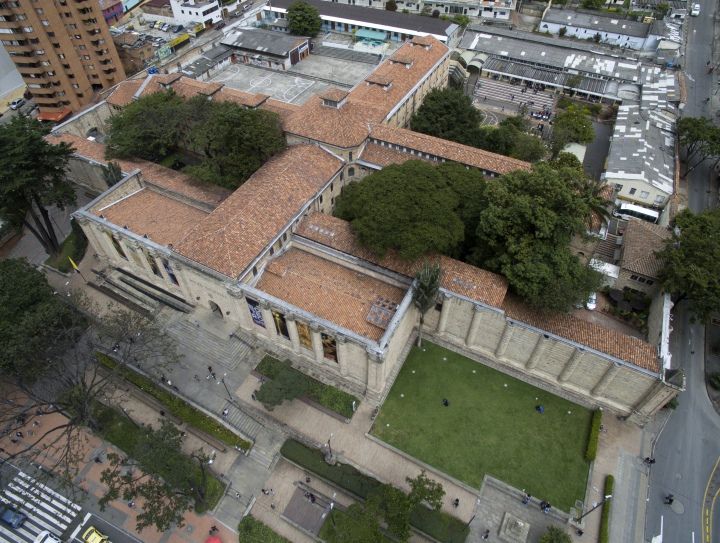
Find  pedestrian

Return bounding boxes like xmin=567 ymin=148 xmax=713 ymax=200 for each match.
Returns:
xmin=269 ymin=488 xmax=275 ymax=496
xmin=262 ymin=488 xmax=269 ymax=495
xmin=442 ymin=398 xmax=449 ymax=407
xmin=544 ymin=502 xmax=551 ymax=513
xmin=15 ymin=431 xmax=22 ymax=438
xmin=306 ymin=476 xmax=311 ymax=484
xmin=208 ymin=366 xmax=213 ymax=374
xmin=535 ymin=405 xmax=544 ymax=414
xmin=522 ymin=493 xmax=531 ymax=505
xmin=664 ymin=494 xmax=674 ymax=505
xmin=127 ymin=500 xmax=135 ymax=508
xmin=10 ymin=438 xmax=18 ymax=444
xmin=271 ymin=502 xmax=276 ymax=510
xmin=310 ymin=494 xmax=316 ymax=504
xmin=222 ymin=408 xmax=229 ymax=418
xmin=484 ymin=95 xmax=487 ymax=101
xmin=452 ymin=498 xmax=459 ymax=508
xmin=235 ymin=491 xmax=241 ymax=499
xmin=159 ymin=410 xmax=165 ymax=417
xmin=481 ymin=529 xmax=489 ymax=540
xmin=211 ymin=372 xmax=217 ymax=381
xmin=94 ymin=456 xmax=103 ymax=464
xmin=644 ymin=457 xmax=656 ymax=465
xmin=576 ymin=528 xmax=584 ymax=536
xmin=501 ymin=106 xmax=505 ymax=112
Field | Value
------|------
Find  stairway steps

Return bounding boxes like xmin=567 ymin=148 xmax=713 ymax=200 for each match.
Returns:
xmin=96 ymin=276 xmax=161 ymax=314
xmin=165 ymin=319 xmax=253 ymax=370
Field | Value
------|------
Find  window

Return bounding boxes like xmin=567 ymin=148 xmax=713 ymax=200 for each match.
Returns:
xmin=58 ymin=53 xmax=65 ymax=59
xmin=72 ymin=83 xmax=79 ymax=88
xmin=435 ymin=301 xmax=443 ymax=312
xmin=269 ymin=246 xmax=274 ymax=256
xmin=162 ymin=258 xmax=179 ymax=285
xmin=272 ymin=310 xmax=289 ymax=339
xmin=348 ymin=167 xmax=355 ymax=177
xmin=630 ymin=274 xmax=639 ymax=280
xmin=108 ymin=234 xmax=127 ymax=260
xmin=629 ymin=188 xmax=637 ymax=195
xmin=349 ymin=151 xmax=353 ymax=161
xmin=639 ymin=191 xmax=649 ymax=199
xmin=654 ymin=195 xmax=665 ymax=204
xmin=145 ymin=253 xmax=161 ymax=277
xmin=646 ymin=280 xmax=654 ymax=286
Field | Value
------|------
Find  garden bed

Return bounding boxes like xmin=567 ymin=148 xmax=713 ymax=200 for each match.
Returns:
xmin=238 ymin=515 xmax=290 ymax=543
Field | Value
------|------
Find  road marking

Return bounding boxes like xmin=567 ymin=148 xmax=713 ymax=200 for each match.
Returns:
xmin=69 ymin=512 xmax=92 ymax=541
xmin=702 ymin=456 xmax=720 ymax=543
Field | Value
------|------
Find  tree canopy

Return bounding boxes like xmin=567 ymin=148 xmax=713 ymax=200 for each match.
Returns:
xmin=413 ymin=262 xmax=441 ymax=347
xmin=334 ymin=161 xmax=464 ymax=260
xmin=549 ymin=105 xmax=594 ymax=159
xmin=676 ymin=116 xmax=720 ymax=177
xmin=105 ymin=91 xmax=286 ymax=189
xmin=539 ymin=526 xmax=572 ymax=543
xmin=658 ymin=208 xmax=720 ymax=322
xmin=0 ymin=116 xmax=76 ymax=255
xmin=287 ymin=1 xmax=322 ymax=37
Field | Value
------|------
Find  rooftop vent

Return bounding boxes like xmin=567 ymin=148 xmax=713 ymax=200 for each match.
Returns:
xmin=366 ymin=296 xmax=399 ymax=329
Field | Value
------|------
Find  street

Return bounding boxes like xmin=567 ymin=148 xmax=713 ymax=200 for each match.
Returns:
xmin=644 ymin=1 xmax=720 ymax=541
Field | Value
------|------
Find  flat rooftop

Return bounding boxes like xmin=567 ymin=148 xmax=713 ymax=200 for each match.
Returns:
xmin=256 ymin=247 xmax=407 ymax=341
xmin=543 ymin=8 xmax=651 ymax=38
xmin=96 ymin=188 xmax=209 ymax=246
xmin=221 ymin=28 xmax=307 ymax=58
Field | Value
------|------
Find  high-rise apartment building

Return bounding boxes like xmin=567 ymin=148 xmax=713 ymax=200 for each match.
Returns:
xmin=0 ymin=0 xmax=126 ymax=121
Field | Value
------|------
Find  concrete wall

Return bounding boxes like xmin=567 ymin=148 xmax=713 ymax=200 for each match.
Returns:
xmin=54 ymin=101 xmax=115 ymax=138
xmin=606 ymin=175 xmax=670 ymax=209
xmin=64 ymin=156 xmax=115 ymax=195
xmin=615 ymin=268 xmax=659 ymax=296
xmin=540 ymin=21 xmax=648 ymax=50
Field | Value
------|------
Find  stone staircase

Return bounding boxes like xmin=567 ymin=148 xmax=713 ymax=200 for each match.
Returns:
xmin=165 ymin=318 xmax=254 ymax=371
xmin=593 ymin=233 xmax=621 ymax=264
xmin=90 ymin=270 xmax=161 ymax=315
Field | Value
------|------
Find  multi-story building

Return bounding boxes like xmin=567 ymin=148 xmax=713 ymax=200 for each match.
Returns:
xmin=98 ymin=0 xmax=123 ymax=25
xmin=0 ymin=0 xmax=125 ymax=121
xmin=169 ymin=0 xmax=221 ymax=27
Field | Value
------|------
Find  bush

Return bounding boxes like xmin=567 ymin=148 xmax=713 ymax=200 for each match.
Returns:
xmin=664 ymin=397 xmax=679 ymax=409
xmin=585 ymin=409 xmax=603 ymax=461
xmin=256 ymin=356 xmax=359 ymax=418
xmin=599 ymin=475 xmax=614 ymax=543
xmin=557 ymin=96 xmax=573 ymax=109
xmin=238 ymin=516 xmax=290 ymax=543
xmin=97 ymin=353 xmax=252 ymax=451
xmin=709 ymin=372 xmax=720 ymax=390
xmin=540 ymin=526 xmax=571 ymax=543
xmin=281 ymin=440 xmax=469 ymax=543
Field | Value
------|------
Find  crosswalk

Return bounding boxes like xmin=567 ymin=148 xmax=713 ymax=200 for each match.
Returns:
xmin=0 ymin=471 xmax=82 ymax=543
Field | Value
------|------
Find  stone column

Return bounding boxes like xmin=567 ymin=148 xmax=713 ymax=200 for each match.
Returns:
xmin=558 ymin=349 xmax=585 ymax=384
xmin=437 ymin=293 xmax=451 ymax=334
xmin=311 ymin=325 xmax=324 ymax=363
xmin=285 ymin=314 xmax=301 ymax=353
xmin=366 ymin=349 xmax=384 ymax=393
xmin=336 ymin=335 xmax=349 ymax=376
xmin=494 ymin=321 xmax=514 ymax=359
xmin=227 ymin=287 xmax=253 ymax=330
xmin=260 ymin=303 xmax=276 ymax=341
xmin=526 ymin=335 xmax=550 ymax=370
xmin=465 ymin=305 xmax=484 ymax=347
xmin=592 ymin=363 xmax=622 ymax=398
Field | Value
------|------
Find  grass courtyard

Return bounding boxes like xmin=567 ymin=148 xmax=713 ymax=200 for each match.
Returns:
xmin=372 ymin=342 xmax=592 ymax=512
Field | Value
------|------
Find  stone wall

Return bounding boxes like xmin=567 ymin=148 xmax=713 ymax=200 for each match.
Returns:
xmin=54 ymin=101 xmax=115 ymax=138
xmin=615 ymin=268 xmax=659 ymax=296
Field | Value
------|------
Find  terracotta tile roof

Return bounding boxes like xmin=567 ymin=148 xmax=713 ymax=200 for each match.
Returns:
xmin=365 ymin=74 xmax=393 ymax=87
xmin=106 ymin=79 xmax=143 ymax=107
xmin=260 ymin=98 xmax=300 ymax=124
xmin=619 ymin=218 xmax=670 ymax=278
xmin=48 ymin=133 xmax=230 ymax=207
xmin=97 ymin=187 xmax=208 ymax=246
xmin=215 ymin=87 xmax=269 ymax=108
xmin=411 ymin=35 xmax=436 ymax=46
xmin=370 ymin=125 xmax=531 ymax=175
xmin=174 ymin=145 xmax=343 ymax=278
xmin=295 ymin=213 xmax=509 ymax=307
xmin=502 ymin=296 xmax=660 ymax=372
xmin=169 ymin=77 xmax=223 ymax=98
xmin=283 ymin=95 xmax=385 ymax=148
xmin=359 ymin=143 xmax=432 ymax=168
xmin=318 ymin=87 xmax=349 ymax=102
xmin=256 ymin=248 xmax=406 ymax=341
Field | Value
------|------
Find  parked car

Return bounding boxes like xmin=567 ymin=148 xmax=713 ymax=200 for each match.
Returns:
xmin=0 ymin=505 xmax=27 ymax=529
xmin=9 ymin=98 xmax=25 ymax=110
xmin=170 ymin=24 xmax=180 ymax=32
xmin=242 ymin=2 xmax=252 ymax=10
xmin=215 ymin=21 xmax=225 ymax=29
xmin=691 ymin=3 xmax=700 ymax=15
xmin=585 ymin=292 xmax=597 ymax=311
xmin=161 ymin=23 xmax=170 ymax=31
xmin=82 ymin=526 xmax=109 ymax=543
xmin=33 ymin=531 xmax=62 ymax=543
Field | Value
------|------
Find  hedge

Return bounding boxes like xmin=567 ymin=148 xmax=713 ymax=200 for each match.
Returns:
xmin=238 ymin=515 xmax=290 ymax=543
xmin=585 ymin=409 xmax=603 ymax=462
xmin=97 ymin=353 xmax=252 ymax=451
xmin=599 ymin=475 xmax=614 ymax=543
xmin=281 ymin=439 xmax=469 ymax=543
xmin=256 ymin=356 xmax=360 ymax=419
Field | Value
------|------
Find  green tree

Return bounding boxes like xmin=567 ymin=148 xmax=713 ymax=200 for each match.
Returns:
xmin=581 ymin=0 xmax=604 ymax=8
xmin=470 ymin=163 xmax=602 ymax=311
xmin=334 ymin=161 xmax=464 ymax=260
xmin=385 ymin=0 xmax=397 ymax=10
xmin=412 ymin=262 xmax=441 ymax=347
xmin=510 ymin=132 xmax=547 ymax=162
xmin=105 ymin=90 xmax=187 ymax=162
xmin=410 ymin=88 xmax=484 ymax=146
xmin=99 ymin=420 xmax=213 ymax=531
xmin=0 ymin=116 xmax=76 ymax=256
xmin=287 ymin=1 xmax=322 ymax=37
xmin=656 ymin=1 xmax=670 ymax=17
xmin=102 ymin=161 xmax=124 ymax=187
xmin=550 ymin=105 xmax=594 ymax=159
xmin=407 ymin=470 xmax=445 ymax=510
xmin=451 ymin=14 xmax=470 ymax=26
xmin=256 ymin=369 xmax=309 ymax=410
xmin=676 ymin=116 xmax=720 ymax=177
xmin=540 ymin=526 xmax=572 ymax=543
xmin=184 ymin=100 xmax=286 ymax=189
xmin=323 ymin=499 xmax=384 ymax=543
xmin=658 ymin=208 xmax=720 ymax=322
xmin=559 ymin=26 xmax=567 ymax=36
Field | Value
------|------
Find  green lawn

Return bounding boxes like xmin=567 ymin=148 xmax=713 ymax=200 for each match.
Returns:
xmin=372 ymin=342 xmax=591 ymax=512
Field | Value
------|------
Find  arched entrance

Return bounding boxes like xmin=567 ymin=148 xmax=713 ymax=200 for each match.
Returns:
xmin=209 ymin=301 xmax=223 ymax=319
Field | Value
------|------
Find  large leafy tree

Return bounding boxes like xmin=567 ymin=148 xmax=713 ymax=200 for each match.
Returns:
xmin=0 ymin=116 xmax=76 ymax=256
xmin=657 ymin=208 xmax=720 ymax=322
xmin=540 ymin=526 xmax=572 ymax=543
xmin=334 ymin=161 xmax=464 ymax=260
xmin=470 ymin=163 xmax=602 ymax=311
xmin=676 ymin=116 xmax=720 ymax=177
xmin=323 ymin=499 xmax=384 ymax=543
xmin=287 ymin=1 xmax=322 ymax=37
xmin=549 ymin=105 xmax=595 ymax=159
xmin=410 ymin=88 xmax=484 ymax=146
xmin=377 ymin=471 xmax=445 ymax=541
xmin=105 ymin=90 xmax=187 ymax=162
xmin=184 ymin=99 xmax=286 ymax=188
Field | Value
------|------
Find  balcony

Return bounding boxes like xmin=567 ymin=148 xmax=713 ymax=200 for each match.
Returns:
xmin=31 ymin=85 xmax=56 ymax=95
xmin=4 ymin=42 xmax=33 ymax=53
xmin=0 ymin=19 xmax=22 ymax=31
xmin=17 ymin=64 xmax=46 ymax=75
xmin=31 ymin=93 xmax=58 ymax=104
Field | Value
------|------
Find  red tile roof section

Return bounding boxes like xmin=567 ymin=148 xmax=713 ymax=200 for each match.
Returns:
xmin=174 ymin=145 xmax=343 ymax=278
xmin=620 ymin=218 xmax=671 ymax=278
xmin=295 ymin=213 xmax=508 ymax=307
xmin=370 ymin=125 xmax=531 ymax=175
xmin=257 ymin=248 xmax=406 ymax=341
xmin=359 ymin=142 xmax=433 ymax=168
xmin=106 ymin=79 xmax=143 ymax=107
xmin=502 ymin=296 xmax=660 ymax=372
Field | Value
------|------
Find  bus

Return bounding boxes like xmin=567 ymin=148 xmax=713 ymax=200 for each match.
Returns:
xmin=612 ymin=201 xmax=660 ymax=224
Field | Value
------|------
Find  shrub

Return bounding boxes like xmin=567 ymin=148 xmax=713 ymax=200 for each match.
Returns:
xmin=238 ymin=516 xmax=290 ymax=543
xmin=709 ymin=372 xmax=720 ymax=390
xmin=281 ymin=440 xmax=469 ymax=543
xmin=256 ymin=356 xmax=359 ymax=418
xmin=585 ymin=409 xmax=603 ymax=461
xmin=540 ymin=526 xmax=571 ymax=543
xmin=97 ymin=353 xmax=252 ymax=451
xmin=557 ymin=96 xmax=573 ymax=109
xmin=598 ymin=475 xmax=614 ymax=543
xmin=664 ymin=397 xmax=679 ymax=409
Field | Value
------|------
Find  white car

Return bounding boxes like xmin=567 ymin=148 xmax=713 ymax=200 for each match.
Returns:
xmin=691 ymin=3 xmax=700 ymax=15
xmin=9 ymin=98 xmax=25 ymax=110
xmin=33 ymin=532 xmax=61 ymax=543
xmin=585 ymin=292 xmax=597 ymax=311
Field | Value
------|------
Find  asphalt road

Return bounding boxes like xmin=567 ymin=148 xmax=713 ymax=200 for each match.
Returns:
xmin=644 ymin=3 xmax=720 ymax=541
xmin=70 ymin=513 xmax=142 ymax=543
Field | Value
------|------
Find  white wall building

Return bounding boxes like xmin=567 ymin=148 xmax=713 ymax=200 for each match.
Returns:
xmin=170 ymin=0 xmax=222 ymax=26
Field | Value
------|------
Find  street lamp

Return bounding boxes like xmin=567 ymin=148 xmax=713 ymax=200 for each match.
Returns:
xmin=575 ymin=494 xmax=612 ymax=523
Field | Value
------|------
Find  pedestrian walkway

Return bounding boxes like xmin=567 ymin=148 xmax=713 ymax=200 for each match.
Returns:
xmin=0 ymin=471 xmax=82 ymax=543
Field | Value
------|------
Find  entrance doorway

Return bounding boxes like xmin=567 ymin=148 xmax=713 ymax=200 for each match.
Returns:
xmin=209 ymin=301 xmax=223 ymax=319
